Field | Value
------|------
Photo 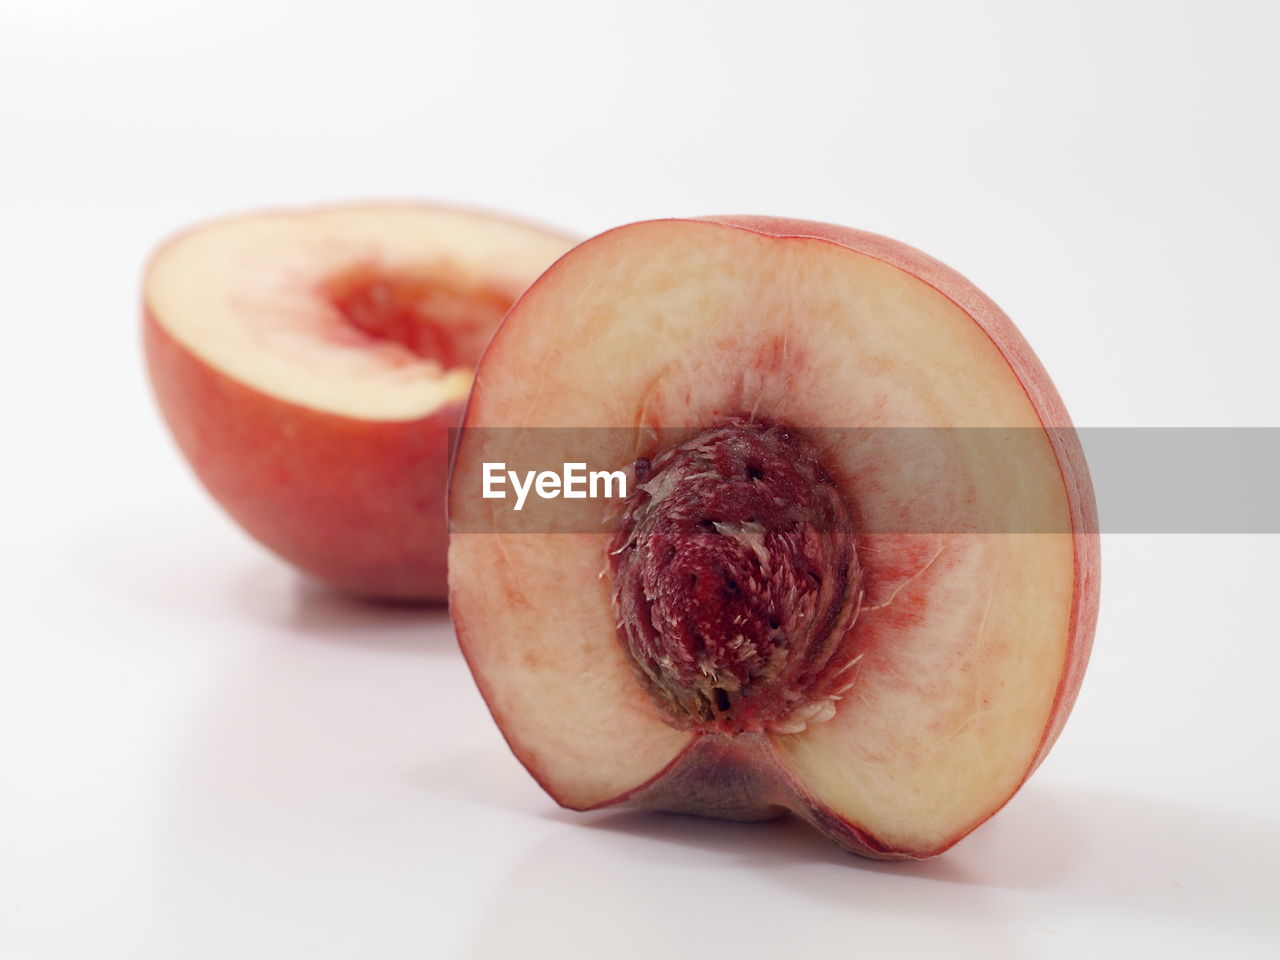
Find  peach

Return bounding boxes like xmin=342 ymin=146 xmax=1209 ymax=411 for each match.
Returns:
xmin=447 ymin=217 xmax=1099 ymax=858
xmin=144 ymin=203 xmax=573 ymax=601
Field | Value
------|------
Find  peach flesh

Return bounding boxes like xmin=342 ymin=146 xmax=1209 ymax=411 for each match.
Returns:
xmin=447 ymin=216 xmax=1099 ymax=859
xmin=322 ymin=263 xmax=512 ymax=370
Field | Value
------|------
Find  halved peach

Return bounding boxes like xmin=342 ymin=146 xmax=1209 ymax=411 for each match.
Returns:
xmin=144 ymin=203 xmax=573 ymax=601
xmin=448 ymin=217 xmax=1099 ymax=858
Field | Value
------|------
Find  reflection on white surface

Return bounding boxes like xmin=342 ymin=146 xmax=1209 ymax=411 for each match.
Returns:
xmin=2 ymin=484 xmax=1278 ymax=958
xmin=460 ymin=783 xmax=1279 ymax=959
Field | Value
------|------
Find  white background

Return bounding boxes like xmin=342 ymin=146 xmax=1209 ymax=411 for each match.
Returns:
xmin=3 ymin=1 xmax=1278 ymax=957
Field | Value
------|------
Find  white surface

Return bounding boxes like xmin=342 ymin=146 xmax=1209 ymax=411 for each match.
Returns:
xmin=3 ymin=2 xmax=1278 ymax=958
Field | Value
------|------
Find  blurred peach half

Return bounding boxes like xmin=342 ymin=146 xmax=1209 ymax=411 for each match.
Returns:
xmin=144 ymin=203 xmax=573 ymax=601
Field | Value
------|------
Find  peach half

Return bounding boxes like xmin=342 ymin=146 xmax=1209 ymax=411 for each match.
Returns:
xmin=448 ymin=217 xmax=1099 ymax=858
xmin=144 ymin=204 xmax=573 ymax=601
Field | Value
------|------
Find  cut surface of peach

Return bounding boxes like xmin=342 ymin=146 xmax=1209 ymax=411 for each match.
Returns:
xmin=148 ymin=204 xmax=572 ymax=421
xmin=448 ymin=217 xmax=1098 ymax=858
xmin=145 ymin=203 xmax=573 ymax=601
